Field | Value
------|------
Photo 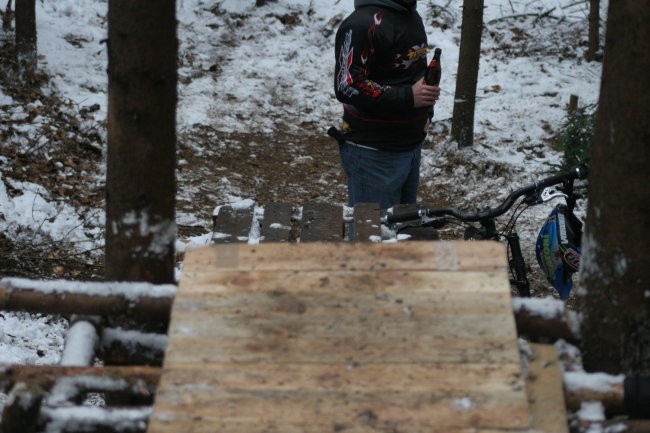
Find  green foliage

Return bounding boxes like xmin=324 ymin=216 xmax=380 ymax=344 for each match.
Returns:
xmin=556 ymin=104 xmax=597 ymax=171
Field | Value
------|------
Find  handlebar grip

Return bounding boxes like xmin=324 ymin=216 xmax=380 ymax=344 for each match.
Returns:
xmin=538 ymin=166 xmax=588 ymax=189
xmin=385 ymin=210 xmax=422 ymax=223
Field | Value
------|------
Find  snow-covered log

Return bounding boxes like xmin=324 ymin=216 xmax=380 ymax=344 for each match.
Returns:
xmin=564 ymin=371 xmax=625 ymax=415
xmin=39 ymin=406 xmax=151 ymax=433
xmin=61 ymin=318 xmax=100 ymax=367
xmin=0 ymin=277 xmax=175 ymax=322
xmin=0 ymin=365 xmax=161 ymax=397
xmin=99 ymin=327 xmax=167 ymax=366
xmin=512 ymin=297 xmax=581 ymax=343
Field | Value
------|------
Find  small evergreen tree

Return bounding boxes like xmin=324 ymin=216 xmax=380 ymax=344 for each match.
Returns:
xmin=557 ymin=104 xmax=596 ymax=170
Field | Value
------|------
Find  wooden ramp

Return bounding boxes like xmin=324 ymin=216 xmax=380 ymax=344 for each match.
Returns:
xmin=148 ymin=241 xmax=536 ymax=433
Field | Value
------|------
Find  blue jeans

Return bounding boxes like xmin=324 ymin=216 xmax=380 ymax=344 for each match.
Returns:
xmin=339 ymin=141 xmax=422 ymax=209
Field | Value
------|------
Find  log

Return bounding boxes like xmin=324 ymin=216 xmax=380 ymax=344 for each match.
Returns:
xmin=0 ymin=381 xmax=44 ymax=433
xmin=99 ymin=327 xmax=167 ymax=366
xmin=61 ymin=317 xmax=100 ymax=367
xmin=0 ymin=365 xmax=161 ymax=398
xmin=513 ymin=297 xmax=581 ymax=343
xmin=574 ymin=419 xmax=650 ymax=433
xmin=564 ymin=371 xmax=625 ymax=416
xmin=0 ymin=277 xmax=174 ymax=322
xmin=39 ymin=406 xmax=151 ymax=433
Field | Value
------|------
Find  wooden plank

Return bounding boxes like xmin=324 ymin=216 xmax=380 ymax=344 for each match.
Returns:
xmin=300 ymin=202 xmax=343 ymax=242
xmin=167 ymin=309 xmax=517 ymax=343
xmin=352 ymin=202 xmax=381 ymax=243
xmin=156 ymin=363 xmax=525 ymax=394
xmin=163 ymin=334 xmax=520 ymax=365
xmin=171 ymin=270 xmax=512 ymax=302
xmin=260 ymin=202 xmax=293 ymax=243
xmin=150 ymin=371 xmax=529 ymax=429
xmin=528 ymin=344 xmax=569 ymax=433
xmin=149 ymin=418 xmax=525 ymax=433
xmin=212 ymin=205 xmax=255 ymax=243
xmin=180 ymin=241 xmax=508 ymax=274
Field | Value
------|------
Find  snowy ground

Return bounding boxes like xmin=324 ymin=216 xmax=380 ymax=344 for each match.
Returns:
xmin=1 ymin=0 xmax=612 ymax=427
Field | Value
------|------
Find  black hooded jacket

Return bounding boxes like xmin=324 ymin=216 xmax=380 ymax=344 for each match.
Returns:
xmin=334 ymin=0 xmax=429 ymax=151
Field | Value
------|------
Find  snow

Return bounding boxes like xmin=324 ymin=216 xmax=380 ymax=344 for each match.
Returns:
xmin=1 ymin=0 xmax=610 ymax=428
xmin=0 ymin=173 xmax=102 ymax=248
xmin=564 ymin=371 xmax=624 ymax=396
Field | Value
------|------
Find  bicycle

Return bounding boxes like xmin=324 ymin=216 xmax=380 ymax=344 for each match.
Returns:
xmin=383 ymin=166 xmax=589 ymax=298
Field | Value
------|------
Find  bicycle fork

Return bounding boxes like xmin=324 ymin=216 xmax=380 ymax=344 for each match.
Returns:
xmin=506 ymin=232 xmax=531 ymax=297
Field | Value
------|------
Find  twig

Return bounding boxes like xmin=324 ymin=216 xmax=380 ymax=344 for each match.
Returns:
xmin=487 ymin=8 xmax=559 ymax=25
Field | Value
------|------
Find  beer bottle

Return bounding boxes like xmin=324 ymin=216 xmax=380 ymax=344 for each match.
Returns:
xmin=425 ymin=48 xmax=442 ymax=86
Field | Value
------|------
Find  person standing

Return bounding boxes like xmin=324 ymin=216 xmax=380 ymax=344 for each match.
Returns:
xmin=331 ymin=0 xmax=440 ymax=209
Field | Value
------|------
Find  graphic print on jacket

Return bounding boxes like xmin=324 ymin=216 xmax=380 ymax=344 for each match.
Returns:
xmin=337 ymin=30 xmax=359 ymax=98
xmin=334 ymin=3 xmax=430 ymax=151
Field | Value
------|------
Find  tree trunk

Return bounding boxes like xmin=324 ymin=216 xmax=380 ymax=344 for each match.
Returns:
xmin=578 ymin=0 xmax=650 ymax=375
xmin=451 ymin=0 xmax=483 ymax=148
xmin=106 ymin=0 xmax=177 ymax=284
xmin=586 ymin=0 xmax=600 ymax=61
xmin=14 ymin=0 xmax=36 ymax=78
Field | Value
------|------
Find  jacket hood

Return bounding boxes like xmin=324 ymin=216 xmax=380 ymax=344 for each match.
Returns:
xmin=354 ymin=0 xmax=416 ymax=13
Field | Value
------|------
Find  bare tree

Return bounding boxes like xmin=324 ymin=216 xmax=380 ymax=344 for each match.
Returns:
xmin=15 ymin=0 xmax=36 ymax=78
xmin=578 ymin=0 xmax=650 ymax=375
xmin=451 ymin=0 xmax=484 ymax=148
xmin=105 ymin=0 xmax=177 ymax=284
xmin=586 ymin=0 xmax=600 ymax=61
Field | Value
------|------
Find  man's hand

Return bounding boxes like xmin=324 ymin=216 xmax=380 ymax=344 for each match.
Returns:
xmin=412 ymin=78 xmax=440 ymax=108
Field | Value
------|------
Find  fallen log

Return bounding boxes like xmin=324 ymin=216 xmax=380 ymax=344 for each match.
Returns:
xmin=513 ymin=297 xmax=581 ymax=343
xmin=0 ymin=277 xmax=175 ymax=323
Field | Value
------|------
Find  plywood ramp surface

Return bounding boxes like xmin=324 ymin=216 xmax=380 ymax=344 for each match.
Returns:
xmin=148 ymin=241 xmax=533 ymax=433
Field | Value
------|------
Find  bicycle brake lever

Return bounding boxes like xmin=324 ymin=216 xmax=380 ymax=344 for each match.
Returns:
xmin=541 ymin=187 xmax=568 ymax=203
xmin=421 ymin=216 xmax=447 ymax=229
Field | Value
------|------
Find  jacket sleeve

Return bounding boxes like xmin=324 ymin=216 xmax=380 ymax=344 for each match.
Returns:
xmin=334 ymin=19 xmax=414 ymax=114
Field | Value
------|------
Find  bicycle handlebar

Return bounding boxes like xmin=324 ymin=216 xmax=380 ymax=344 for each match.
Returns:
xmin=385 ymin=165 xmax=588 ymax=224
